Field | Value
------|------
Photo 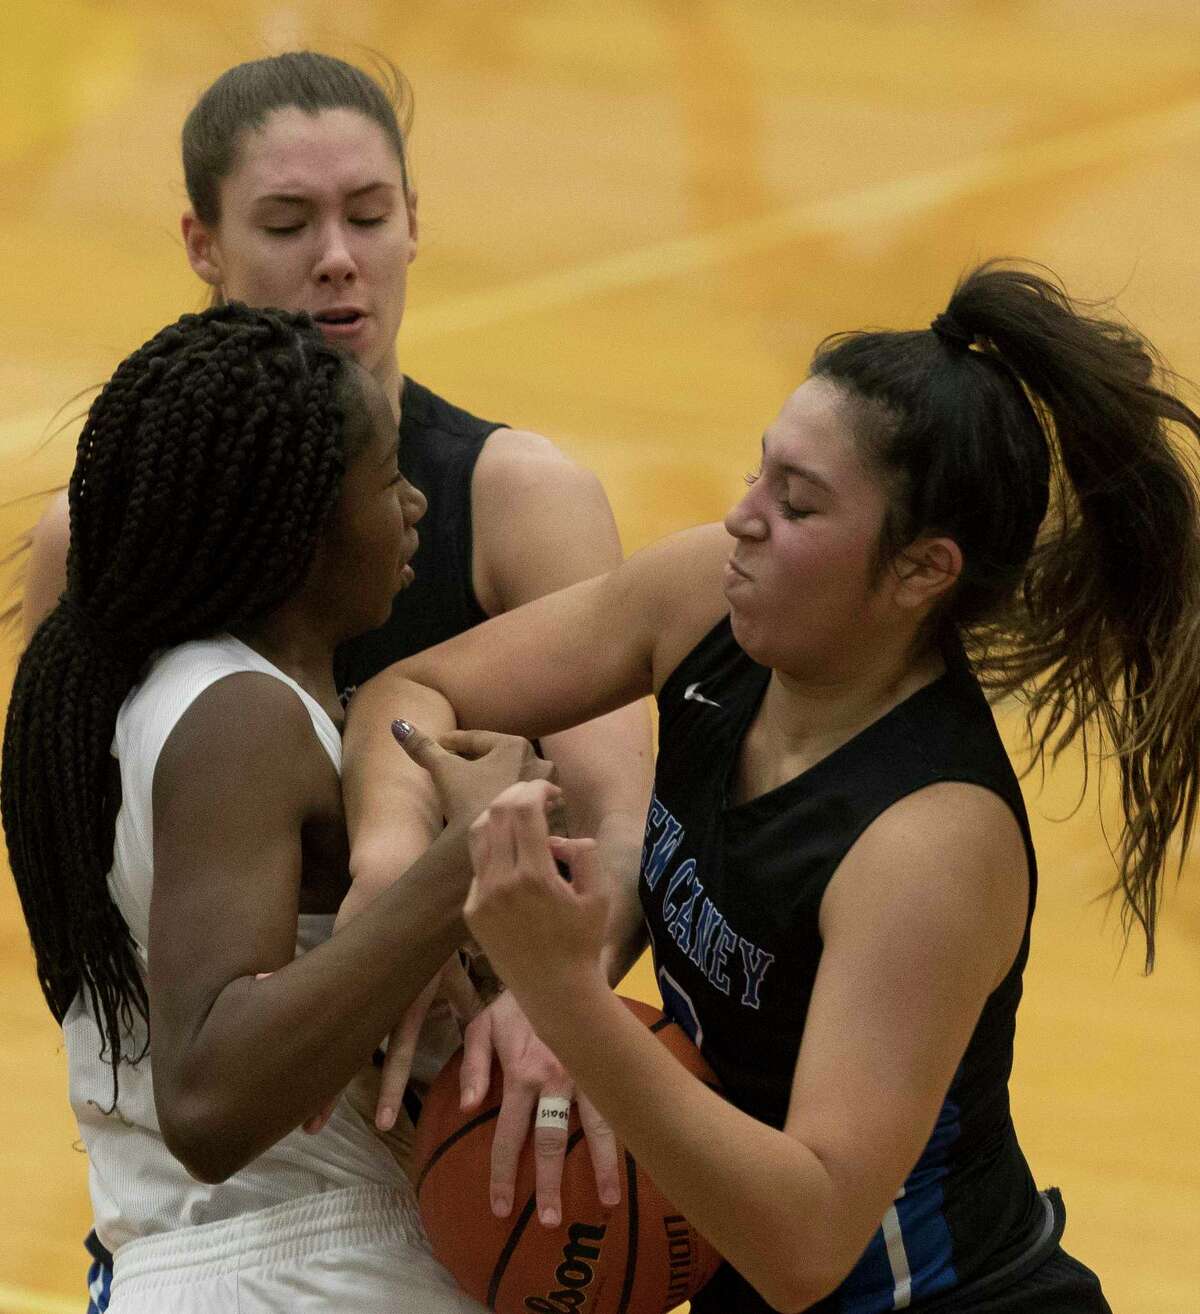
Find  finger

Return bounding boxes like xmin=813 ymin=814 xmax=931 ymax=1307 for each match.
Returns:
xmin=459 ymin=1009 xmax=495 ymax=1110
xmin=303 ymin=1097 xmax=337 ymax=1135
xmin=532 ymin=1088 xmax=572 ymax=1227
xmin=577 ymin=1092 xmax=621 ymax=1207
xmin=550 ymin=836 xmax=605 ymax=896
xmin=489 ymin=778 xmax=562 ymax=816
xmin=509 ymin=793 xmax=556 ymax=877
xmin=547 ymin=835 xmax=596 ymax=868
xmin=377 ymin=974 xmax=441 ymax=1130
xmin=390 ymin=718 xmax=449 ymax=774
xmin=545 ymin=797 xmax=571 ymax=838
xmin=520 ymin=753 xmax=557 ymax=785
xmin=490 ymin=1079 xmax=538 ymax=1219
xmin=467 ymin=810 xmax=495 ymax=879
xmin=438 ymin=729 xmax=504 ymax=759
xmin=476 ymin=802 xmax=520 ymax=882
xmin=442 ymin=956 xmax=483 ymax=1026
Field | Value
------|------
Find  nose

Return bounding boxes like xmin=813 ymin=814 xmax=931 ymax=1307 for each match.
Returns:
xmin=313 ymin=220 xmax=357 ymax=286
xmin=724 ymin=483 xmax=766 ymax=541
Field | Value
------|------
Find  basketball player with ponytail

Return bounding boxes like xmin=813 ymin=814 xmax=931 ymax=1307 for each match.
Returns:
xmin=370 ymin=262 xmax=1200 ymax=1310
xmin=2 ymin=304 xmax=543 ymax=1311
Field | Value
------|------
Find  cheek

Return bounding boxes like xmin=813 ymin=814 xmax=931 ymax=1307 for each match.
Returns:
xmin=367 ymin=496 xmax=407 ymax=553
xmin=775 ymin=529 xmax=872 ymax=610
xmin=224 ymin=238 xmax=304 ymax=304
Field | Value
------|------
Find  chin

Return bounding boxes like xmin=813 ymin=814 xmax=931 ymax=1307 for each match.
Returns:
xmin=729 ymin=608 xmax=785 ymax=670
xmin=727 ymin=608 xmax=761 ymax=659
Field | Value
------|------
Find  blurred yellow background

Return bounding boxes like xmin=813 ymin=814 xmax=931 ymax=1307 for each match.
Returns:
xmin=2 ymin=2 xmax=1198 ymax=1311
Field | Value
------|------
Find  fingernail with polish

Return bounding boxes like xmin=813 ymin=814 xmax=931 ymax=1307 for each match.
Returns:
xmin=391 ymin=719 xmax=413 ymax=743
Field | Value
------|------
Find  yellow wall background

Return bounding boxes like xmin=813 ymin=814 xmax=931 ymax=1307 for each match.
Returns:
xmin=1 ymin=3 xmax=1198 ymax=1310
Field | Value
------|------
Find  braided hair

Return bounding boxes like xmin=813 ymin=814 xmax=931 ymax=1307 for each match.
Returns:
xmin=1 ymin=302 xmax=364 ymax=1094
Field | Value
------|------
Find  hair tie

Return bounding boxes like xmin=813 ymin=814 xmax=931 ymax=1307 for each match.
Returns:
xmin=930 ymin=312 xmax=975 ymax=351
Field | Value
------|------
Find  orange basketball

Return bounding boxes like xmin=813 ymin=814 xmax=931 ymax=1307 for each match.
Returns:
xmin=413 ymin=996 xmax=723 ymax=1313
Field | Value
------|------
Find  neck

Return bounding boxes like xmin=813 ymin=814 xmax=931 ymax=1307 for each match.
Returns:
xmin=761 ymin=636 xmax=945 ymax=767
xmin=376 ymin=355 xmax=403 ymax=423
xmin=232 ymin=609 xmax=342 ymax=718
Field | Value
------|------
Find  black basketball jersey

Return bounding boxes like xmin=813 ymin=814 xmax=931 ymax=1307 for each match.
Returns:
xmin=641 ymin=619 xmax=1057 ymax=1312
xmin=334 ymin=379 xmax=505 ymax=698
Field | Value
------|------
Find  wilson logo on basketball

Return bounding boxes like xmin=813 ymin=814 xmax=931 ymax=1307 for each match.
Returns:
xmin=663 ymin=1215 xmax=696 ymax=1308
xmin=523 ymin=1221 xmax=607 ymax=1312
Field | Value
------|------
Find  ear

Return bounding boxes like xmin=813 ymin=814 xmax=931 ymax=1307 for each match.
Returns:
xmin=181 ymin=211 xmax=224 ymax=289
xmin=404 ymin=188 xmax=419 ymax=264
xmin=889 ymin=535 xmax=962 ymax=613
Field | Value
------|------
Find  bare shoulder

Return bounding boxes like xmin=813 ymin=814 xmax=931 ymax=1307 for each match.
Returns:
xmin=826 ymin=781 xmax=1029 ymax=988
xmin=475 ymin=426 xmax=596 ymax=485
xmin=471 ymin=427 xmax=623 ymax=611
xmin=31 ymin=487 xmax=70 ymax=545
xmin=154 ymin=670 xmax=335 ymax=820
xmin=22 ymin=488 xmax=71 ymax=643
xmin=616 ymin=523 xmax=735 ymax=692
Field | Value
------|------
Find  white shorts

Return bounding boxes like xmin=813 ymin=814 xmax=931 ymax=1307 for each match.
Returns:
xmin=108 ymin=1184 xmax=485 ymax=1313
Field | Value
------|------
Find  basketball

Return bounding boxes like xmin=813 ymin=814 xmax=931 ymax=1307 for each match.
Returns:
xmin=413 ymin=996 xmax=723 ymax=1314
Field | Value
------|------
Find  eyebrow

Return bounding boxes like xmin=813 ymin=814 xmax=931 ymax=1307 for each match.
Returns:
xmin=760 ymin=433 xmax=835 ymax=496
xmin=254 ymin=181 xmax=396 ymax=205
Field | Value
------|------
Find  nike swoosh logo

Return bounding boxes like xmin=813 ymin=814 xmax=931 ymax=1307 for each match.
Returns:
xmin=684 ymin=682 xmax=722 ymax=708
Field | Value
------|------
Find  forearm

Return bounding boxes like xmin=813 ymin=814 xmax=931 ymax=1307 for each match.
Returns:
xmin=156 ymin=822 xmax=472 ymax=1180
xmin=342 ymin=672 xmax=455 ymax=893
xmin=514 ymin=974 xmax=849 ymax=1312
xmin=596 ymin=831 xmax=648 ymax=986
xmin=538 ymin=700 xmax=653 ymax=984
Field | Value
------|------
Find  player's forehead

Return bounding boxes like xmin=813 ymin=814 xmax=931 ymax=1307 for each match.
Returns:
xmin=226 ymin=106 xmax=405 ymax=205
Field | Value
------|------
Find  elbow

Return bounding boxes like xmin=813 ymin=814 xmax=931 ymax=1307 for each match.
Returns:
xmin=348 ymin=836 xmax=408 ymax=891
xmin=158 ymin=1090 xmax=254 ymax=1185
xmin=743 ymin=1243 xmax=853 ymax=1314
xmin=753 ymin=1274 xmax=830 ymax=1314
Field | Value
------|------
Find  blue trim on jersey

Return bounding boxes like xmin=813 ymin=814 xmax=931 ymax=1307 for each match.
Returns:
xmin=85 ymin=1228 xmax=112 ymax=1313
xmin=86 ymin=1257 xmax=112 ymax=1313
xmin=837 ymin=1095 xmax=961 ymax=1312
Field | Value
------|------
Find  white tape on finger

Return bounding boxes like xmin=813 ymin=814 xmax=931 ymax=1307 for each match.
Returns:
xmin=534 ymin=1096 xmax=572 ymax=1131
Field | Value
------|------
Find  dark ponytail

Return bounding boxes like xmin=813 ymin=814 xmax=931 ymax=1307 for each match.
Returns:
xmin=1 ymin=303 xmax=363 ymax=1094
xmin=813 ymin=261 xmax=1200 ymax=969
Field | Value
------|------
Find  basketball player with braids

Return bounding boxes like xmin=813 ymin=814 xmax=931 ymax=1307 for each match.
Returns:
xmin=2 ymin=304 xmax=541 ymax=1311
xmin=19 ymin=51 xmax=652 ymax=1305
xmin=368 ymin=264 xmax=1200 ymax=1311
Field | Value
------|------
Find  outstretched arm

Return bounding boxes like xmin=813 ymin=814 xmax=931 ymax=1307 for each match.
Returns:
xmin=347 ymin=523 xmax=732 ymax=1218
xmin=472 ymin=430 xmax=655 ymax=872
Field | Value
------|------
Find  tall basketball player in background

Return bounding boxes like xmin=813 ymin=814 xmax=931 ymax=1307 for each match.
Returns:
xmin=18 ymin=51 xmax=654 ymax=1310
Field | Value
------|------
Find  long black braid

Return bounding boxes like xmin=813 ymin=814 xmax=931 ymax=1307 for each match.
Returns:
xmin=1 ymin=303 xmax=361 ymax=1099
